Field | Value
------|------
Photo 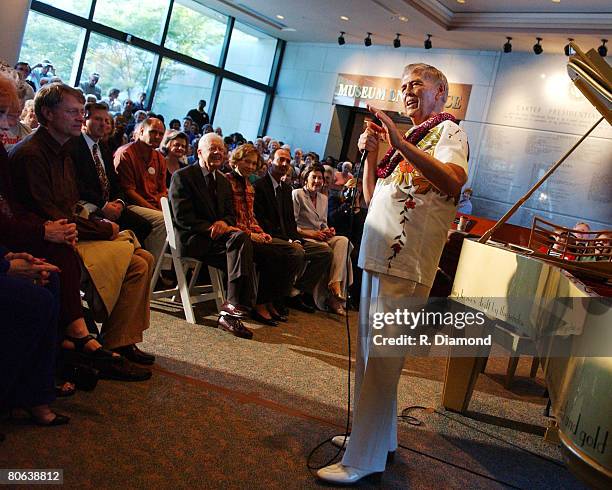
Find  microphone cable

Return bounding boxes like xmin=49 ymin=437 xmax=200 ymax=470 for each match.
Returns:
xmin=306 ymin=119 xmax=377 ymax=473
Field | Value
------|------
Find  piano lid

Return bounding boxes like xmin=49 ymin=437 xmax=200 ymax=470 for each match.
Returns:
xmin=567 ymin=42 xmax=611 ymax=125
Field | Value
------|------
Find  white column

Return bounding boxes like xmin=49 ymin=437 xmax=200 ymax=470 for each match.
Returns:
xmin=0 ymin=0 xmax=32 ymax=65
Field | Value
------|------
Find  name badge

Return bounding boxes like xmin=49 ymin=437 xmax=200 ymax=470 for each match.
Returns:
xmin=148 ymin=167 xmax=156 ymax=175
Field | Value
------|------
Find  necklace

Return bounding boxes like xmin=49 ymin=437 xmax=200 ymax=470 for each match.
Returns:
xmin=376 ymin=112 xmax=457 ymax=178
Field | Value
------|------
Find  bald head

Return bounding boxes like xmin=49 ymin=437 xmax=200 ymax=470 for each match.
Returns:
xmin=198 ymin=132 xmax=226 ymax=171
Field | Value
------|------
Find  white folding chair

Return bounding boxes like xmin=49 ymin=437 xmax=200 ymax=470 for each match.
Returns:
xmin=150 ymin=197 xmax=225 ymax=324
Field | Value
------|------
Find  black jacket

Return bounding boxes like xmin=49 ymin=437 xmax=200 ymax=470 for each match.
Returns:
xmin=253 ymin=173 xmax=301 ymax=242
xmin=169 ymin=164 xmax=236 ymax=257
xmin=69 ymin=133 xmax=126 ymax=208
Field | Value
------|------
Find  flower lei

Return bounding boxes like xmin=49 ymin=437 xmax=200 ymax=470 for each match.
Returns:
xmin=376 ymin=112 xmax=457 ymax=178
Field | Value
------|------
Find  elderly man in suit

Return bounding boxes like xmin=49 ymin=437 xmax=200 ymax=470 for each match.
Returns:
xmin=253 ymin=148 xmax=332 ymax=313
xmin=69 ymin=102 xmax=151 ymax=245
xmin=169 ymin=133 xmax=255 ymax=339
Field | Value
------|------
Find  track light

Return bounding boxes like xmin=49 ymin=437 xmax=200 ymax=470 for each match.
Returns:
xmin=533 ymin=37 xmax=543 ymax=55
xmin=338 ymin=31 xmax=345 ymax=46
xmin=503 ymin=37 xmax=512 ymax=53
xmin=393 ymin=33 xmax=401 ymax=49
xmin=424 ymin=34 xmax=432 ymax=50
xmin=598 ymin=39 xmax=608 ymax=57
xmin=364 ymin=32 xmax=372 ymax=47
xmin=564 ymin=38 xmax=575 ymax=56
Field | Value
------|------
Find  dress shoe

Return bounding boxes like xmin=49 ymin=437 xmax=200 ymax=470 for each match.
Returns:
xmin=286 ymin=295 xmax=316 ymax=313
xmin=218 ymin=315 xmax=253 ymax=339
xmin=274 ymin=302 xmax=289 ymax=317
xmin=113 ymin=344 xmax=155 ymax=365
xmin=269 ymin=311 xmax=288 ymax=322
xmin=251 ymin=310 xmax=278 ymax=327
xmin=316 ymin=463 xmax=381 ymax=485
xmin=98 ymin=357 xmax=152 ymax=382
xmin=219 ymin=301 xmax=250 ymax=318
xmin=331 ymin=435 xmax=395 ymax=462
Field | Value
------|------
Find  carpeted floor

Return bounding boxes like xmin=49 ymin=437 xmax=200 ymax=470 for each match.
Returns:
xmin=0 ymin=301 xmax=587 ymax=489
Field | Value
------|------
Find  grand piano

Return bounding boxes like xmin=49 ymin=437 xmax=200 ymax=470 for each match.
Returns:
xmin=442 ymin=43 xmax=611 ymax=488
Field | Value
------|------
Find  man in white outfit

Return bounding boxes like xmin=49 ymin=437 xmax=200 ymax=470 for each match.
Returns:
xmin=317 ymin=63 xmax=469 ymax=484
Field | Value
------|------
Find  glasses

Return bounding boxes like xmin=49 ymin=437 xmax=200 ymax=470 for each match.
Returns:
xmin=63 ymin=108 xmax=86 ymax=117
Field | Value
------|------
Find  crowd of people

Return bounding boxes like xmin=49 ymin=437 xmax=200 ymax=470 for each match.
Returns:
xmin=0 ymin=59 xmax=365 ymax=433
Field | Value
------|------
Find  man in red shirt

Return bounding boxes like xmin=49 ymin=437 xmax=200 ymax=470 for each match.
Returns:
xmin=114 ymin=117 xmax=167 ymax=263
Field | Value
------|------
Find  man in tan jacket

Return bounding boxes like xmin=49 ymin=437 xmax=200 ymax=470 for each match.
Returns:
xmin=10 ymin=82 xmax=156 ymax=378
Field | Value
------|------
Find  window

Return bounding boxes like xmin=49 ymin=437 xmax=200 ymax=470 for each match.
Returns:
xmin=19 ymin=11 xmax=85 ymax=84
xmin=93 ymin=0 xmax=170 ymax=44
xmin=214 ymin=80 xmax=265 ymax=140
xmin=153 ymin=59 xmax=215 ymax=123
xmin=225 ymin=21 xmax=276 ymax=84
xmin=37 ymin=0 xmax=92 ymax=18
xmin=80 ymin=33 xmax=156 ymax=102
xmin=165 ymin=0 xmax=228 ymax=65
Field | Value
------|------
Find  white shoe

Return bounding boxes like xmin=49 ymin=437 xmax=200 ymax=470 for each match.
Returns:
xmin=316 ymin=463 xmax=381 ymax=485
xmin=331 ymin=434 xmax=350 ymax=448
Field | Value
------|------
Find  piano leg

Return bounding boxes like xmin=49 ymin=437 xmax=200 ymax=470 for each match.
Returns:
xmin=442 ymin=355 xmax=488 ymax=413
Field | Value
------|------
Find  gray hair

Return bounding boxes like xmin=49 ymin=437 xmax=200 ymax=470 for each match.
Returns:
xmin=403 ymin=63 xmax=449 ymax=104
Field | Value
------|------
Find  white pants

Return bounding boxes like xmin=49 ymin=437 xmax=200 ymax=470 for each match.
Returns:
xmin=310 ymin=235 xmax=353 ymax=310
xmin=342 ymin=270 xmax=430 ymax=472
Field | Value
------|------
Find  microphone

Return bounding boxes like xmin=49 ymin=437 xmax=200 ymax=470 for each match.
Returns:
xmin=354 ymin=115 xmax=381 ymax=184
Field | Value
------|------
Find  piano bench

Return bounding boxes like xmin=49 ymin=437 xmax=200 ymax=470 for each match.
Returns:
xmin=483 ymin=323 xmax=540 ymax=389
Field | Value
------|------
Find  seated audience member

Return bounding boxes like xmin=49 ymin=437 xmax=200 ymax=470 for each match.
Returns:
xmin=169 ymin=133 xmax=256 ymax=339
xmin=69 ymin=102 xmax=151 ymax=245
xmin=214 ymin=126 xmax=223 ymax=137
xmin=0 ymin=247 xmax=68 ymax=426
xmin=189 ymin=122 xmax=200 ymax=141
xmin=169 ymin=119 xmax=181 ymax=131
xmin=457 ymin=187 xmax=473 ymax=214
xmin=254 ymin=148 xmax=332 ymax=313
xmin=126 ymin=109 xmax=147 ymax=138
xmin=78 ymin=72 xmax=101 ymax=99
xmin=267 ymin=140 xmax=280 ymax=160
xmin=20 ymin=99 xmax=38 ymax=129
xmin=160 ymin=129 xmax=189 ymax=188
xmin=573 ymin=221 xmax=591 ymax=240
xmin=104 ymin=88 xmax=122 ymax=115
xmin=331 ymin=161 xmax=353 ymax=192
xmin=225 ymin=144 xmax=300 ymax=325
xmin=254 ymin=137 xmax=265 ymax=156
xmin=293 ymin=164 xmax=353 ymax=315
xmin=321 ymin=165 xmax=334 ymax=196
xmin=9 ymin=82 xmax=156 ymax=372
xmin=292 ymin=147 xmax=303 ymax=169
xmin=182 ymin=116 xmax=192 ymax=134
xmin=114 ymin=116 xmax=167 ymax=263
xmin=202 ymin=124 xmax=214 ymax=135
xmin=1 ymin=73 xmax=151 ymax=382
xmin=121 ymin=99 xmax=135 ymax=122
xmin=13 ymin=62 xmax=35 ymax=101
xmin=595 ymin=232 xmax=612 ymax=260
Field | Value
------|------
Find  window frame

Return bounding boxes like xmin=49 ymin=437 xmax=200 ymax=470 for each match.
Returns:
xmin=27 ymin=0 xmax=285 ymax=135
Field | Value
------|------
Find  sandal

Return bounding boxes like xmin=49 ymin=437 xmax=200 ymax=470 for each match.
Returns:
xmin=55 ymin=381 xmax=76 ymax=398
xmin=62 ymin=334 xmax=119 ymax=369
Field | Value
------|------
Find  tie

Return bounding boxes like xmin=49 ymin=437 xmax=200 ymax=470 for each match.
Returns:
xmin=91 ymin=143 xmax=110 ymax=202
xmin=207 ymin=173 xmax=218 ymax=214
xmin=275 ymin=184 xmax=287 ymax=236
